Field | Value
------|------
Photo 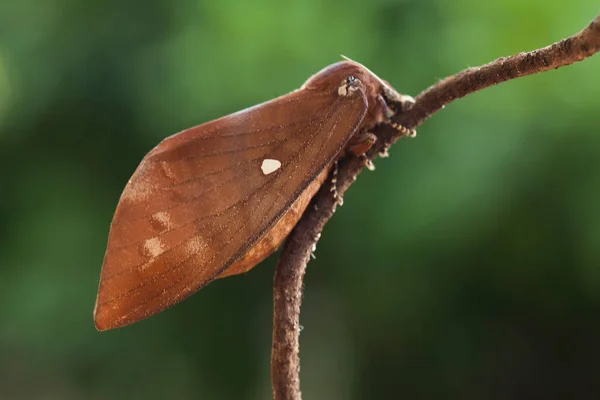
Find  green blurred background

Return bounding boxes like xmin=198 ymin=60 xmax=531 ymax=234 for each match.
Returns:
xmin=1 ymin=0 xmax=599 ymax=399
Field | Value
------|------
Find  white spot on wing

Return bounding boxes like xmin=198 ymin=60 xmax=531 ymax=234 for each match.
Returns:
xmin=261 ymin=159 xmax=281 ymax=175
xmin=144 ymin=237 xmax=164 ymax=258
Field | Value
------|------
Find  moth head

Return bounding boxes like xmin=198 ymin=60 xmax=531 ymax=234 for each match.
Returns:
xmin=340 ymin=56 xmax=415 ymax=114
xmin=301 ymin=58 xmax=415 ymax=131
xmin=336 ymin=57 xmax=417 ymax=137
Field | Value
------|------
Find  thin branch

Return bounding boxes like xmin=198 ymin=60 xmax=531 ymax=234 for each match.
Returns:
xmin=397 ymin=14 xmax=600 ymax=130
xmin=271 ymin=202 xmax=335 ymax=400
xmin=271 ymin=14 xmax=600 ymax=400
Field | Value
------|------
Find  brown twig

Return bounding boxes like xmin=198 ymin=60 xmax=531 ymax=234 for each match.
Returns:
xmin=271 ymin=14 xmax=600 ymax=400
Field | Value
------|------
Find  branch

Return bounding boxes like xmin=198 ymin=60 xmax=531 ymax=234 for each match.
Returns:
xmin=271 ymin=14 xmax=600 ymax=400
xmin=397 ymin=14 xmax=600 ymax=130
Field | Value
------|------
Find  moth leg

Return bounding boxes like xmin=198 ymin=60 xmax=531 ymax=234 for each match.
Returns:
xmin=386 ymin=120 xmax=416 ymax=138
xmin=329 ymin=161 xmax=343 ymax=206
xmin=347 ymin=132 xmax=377 ymax=172
xmin=347 ymin=131 xmax=377 ymax=157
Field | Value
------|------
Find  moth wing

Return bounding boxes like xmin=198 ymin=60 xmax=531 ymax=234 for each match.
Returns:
xmin=94 ymin=87 xmax=367 ymax=330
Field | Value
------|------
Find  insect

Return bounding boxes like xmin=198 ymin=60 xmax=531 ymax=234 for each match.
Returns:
xmin=93 ymin=57 xmax=416 ymax=330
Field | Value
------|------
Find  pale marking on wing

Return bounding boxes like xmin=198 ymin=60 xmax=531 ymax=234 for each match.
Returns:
xmin=185 ymin=235 xmax=208 ymax=255
xmin=152 ymin=212 xmax=174 ymax=230
xmin=100 ymin=94 xmax=363 ymax=308
xmin=261 ymin=159 xmax=281 ymax=175
xmin=143 ymin=237 xmax=165 ymax=258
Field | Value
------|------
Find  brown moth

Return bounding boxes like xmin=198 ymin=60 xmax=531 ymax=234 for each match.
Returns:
xmin=94 ymin=57 xmax=415 ymax=330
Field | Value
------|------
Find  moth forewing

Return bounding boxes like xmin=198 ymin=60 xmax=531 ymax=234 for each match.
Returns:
xmin=94 ymin=59 xmax=414 ymax=330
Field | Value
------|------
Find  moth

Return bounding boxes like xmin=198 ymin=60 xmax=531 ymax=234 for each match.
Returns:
xmin=94 ymin=58 xmax=415 ymax=330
